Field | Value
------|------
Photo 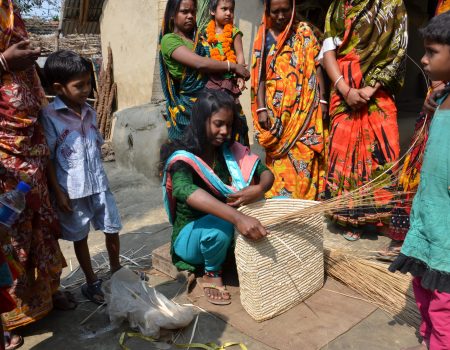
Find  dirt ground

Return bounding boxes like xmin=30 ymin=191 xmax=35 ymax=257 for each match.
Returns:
xmin=16 ymin=162 xmax=421 ymax=350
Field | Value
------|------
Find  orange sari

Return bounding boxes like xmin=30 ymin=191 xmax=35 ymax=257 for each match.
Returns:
xmin=436 ymin=0 xmax=450 ymax=14
xmin=251 ymin=1 xmax=326 ymax=200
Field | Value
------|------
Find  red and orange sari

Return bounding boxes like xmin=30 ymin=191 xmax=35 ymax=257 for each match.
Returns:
xmin=323 ymin=0 xmax=407 ymax=227
xmin=0 ymin=0 xmax=65 ymax=330
xmin=251 ymin=0 xmax=326 ymax=200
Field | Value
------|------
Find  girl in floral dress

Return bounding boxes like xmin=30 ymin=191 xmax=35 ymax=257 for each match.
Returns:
xmin=204 ymin=0 xmax=249 ymax=145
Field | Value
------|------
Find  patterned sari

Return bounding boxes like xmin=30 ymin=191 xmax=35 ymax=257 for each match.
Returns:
xmin=436 ymin=0 xmax=450 ymax=14
xmin=159 ymin=30 xmax=208 ymax=140
xmin=324 ymin=0 xmax=407 ymax=227
xmin=0 ymin=1 xmax=65 ymax=330
xmin=251 ymin=0 xmax=326 ymax=200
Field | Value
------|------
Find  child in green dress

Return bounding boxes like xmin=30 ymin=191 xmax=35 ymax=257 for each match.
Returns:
xmin=390 ymin=11 xmax=450 ymax=350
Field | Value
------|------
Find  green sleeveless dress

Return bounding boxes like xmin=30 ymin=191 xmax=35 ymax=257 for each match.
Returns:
xmin=390 ymin=97 xmax=450 ymax=293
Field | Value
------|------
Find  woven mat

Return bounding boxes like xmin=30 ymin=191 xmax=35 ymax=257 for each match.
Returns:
xmin=188 ymin=276 xmax=377 ymax=350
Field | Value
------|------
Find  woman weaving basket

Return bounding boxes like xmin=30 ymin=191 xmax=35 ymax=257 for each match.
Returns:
xmin=161 ymin=90 xmax=274 ymax=305
xmin=251 ymin=0 xmax=328 ymax=200
xmin=322 ymin=0 xmax=408 ymax=241
xmin=160 ymin=0 xmax=250 ymax=141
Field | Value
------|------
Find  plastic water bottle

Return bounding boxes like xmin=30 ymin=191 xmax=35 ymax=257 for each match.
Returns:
xmin=0 ymin=182 xmax=31 ymax=227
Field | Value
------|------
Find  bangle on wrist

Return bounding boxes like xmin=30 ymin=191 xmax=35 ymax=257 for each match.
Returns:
xmin=256 ymin=107 xmax=267 ymax=114
xmin=227 ymin=60 xmax=231 ymax=72
xmin=0 ymin=53 xmax=9 ymax=72
xmin=334 ymin=75 xmax=344 ymax=89
xmin=319 ymin=99 xmax=328 ymax=105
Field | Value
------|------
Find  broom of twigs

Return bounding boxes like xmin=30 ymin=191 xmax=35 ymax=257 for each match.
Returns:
xmin=261 ymin=108 xmax=432 ymax=229
xmin=94 ymin=45 xmax=117 ymax=140
xmin=324 ymin=246 xmax=420 ymax=328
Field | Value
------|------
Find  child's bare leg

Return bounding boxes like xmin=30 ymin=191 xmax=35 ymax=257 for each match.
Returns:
xmin=74 ymin=236 xmax=97 ymax=284
xmin=105 ymin=233 xmax=121 ymax=274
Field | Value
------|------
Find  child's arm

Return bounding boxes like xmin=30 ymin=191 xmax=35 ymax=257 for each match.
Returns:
xmin=234 ymin=33 xmax=245 ymax=65
xmin=46 ymin=160 xmax=72 ymax=213
xmin=39 ymin=112 xmax=72 ymax=213
xmin=234 ymin=33 xmax=247 ymax=91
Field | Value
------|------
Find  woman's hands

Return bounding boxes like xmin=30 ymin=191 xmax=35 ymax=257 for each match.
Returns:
xmin=237 ymin=77 xmax=246 ymax=91
xmin=257 ymin=110 xmax=271 ymax=130
xmin=358 ymin=86 xmax=377 ymax=101
xmin=340 ymin=85 xmax=379 ymax=111
xmin=344 ymin=88 xmax=368 ymax=110
xmin=186 ymin=188 xmax=267 ymax=241
xmin=234 ymin=212 xmax=267 ymax=240
xmin=231 ymin=62 xmax=250 ymax=80
xmin=227 ymin=185 xmax=265 ymax=207
xmin=3 ymin=40 xmax=40 ymax=72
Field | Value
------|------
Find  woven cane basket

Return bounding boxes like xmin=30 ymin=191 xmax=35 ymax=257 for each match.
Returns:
xmin=235 ymin=199 xmax=324 ymax=322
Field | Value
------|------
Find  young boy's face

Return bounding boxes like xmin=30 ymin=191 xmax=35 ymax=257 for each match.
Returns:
xmin=422 ymin=39 xmax=450 ymax=82
xmin=211 ymin=0 xmax=234 ymax=26
xmin=54 ymin=72 xmax=92 ymax=109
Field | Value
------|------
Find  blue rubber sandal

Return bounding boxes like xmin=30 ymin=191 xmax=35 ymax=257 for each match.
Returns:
xmin=342 ymin=231 xmax=361 ymax=241
xmin=81 ymin=279 xmax=105 ymax=305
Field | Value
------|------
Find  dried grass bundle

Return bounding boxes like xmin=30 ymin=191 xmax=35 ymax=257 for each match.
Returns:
xmin=95 ymin=46 xmax=116 ymax=140
xmin=324 ymin=246 xmax=420 ymax=328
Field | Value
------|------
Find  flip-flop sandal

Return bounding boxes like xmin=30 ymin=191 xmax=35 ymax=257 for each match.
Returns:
xmin=52 ymin=290 xmax=77 ymax=310
xmin=81 ymin=279 xmax=105 ymax=305
xmin=4 ymin=332 xmax=24 ymax=350
xmin=196 ymin=278 xmax=231 ymax=305
xmin=342 ymin=231 xmax=361 ymax=241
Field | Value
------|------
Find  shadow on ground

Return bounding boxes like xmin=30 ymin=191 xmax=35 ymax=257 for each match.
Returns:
xmin=23 ymin=223 xmax=237 ymax=350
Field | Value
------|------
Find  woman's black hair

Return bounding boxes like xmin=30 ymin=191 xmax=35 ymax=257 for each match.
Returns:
xmin=209 ymin=0 xmax=235 ymax=13
xmin=44 ymin=50 xmax=91 ymax=85
xmin=265 ymin=0 xmax=294 ymax=15
xmin=163 ymin=0 xmax=197 ymax=35
xmin=159 ymin=89 xmax=240 ymax=173
xmin=420 ymin=11 xmax=450 ymax=46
